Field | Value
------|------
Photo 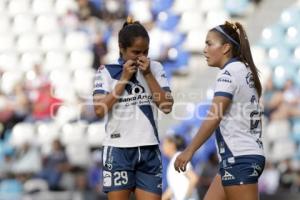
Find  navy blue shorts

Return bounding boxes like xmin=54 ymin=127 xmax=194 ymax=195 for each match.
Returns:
xmin=102 ymin=145 xmax=162 ymax=195
xmin=219 ymin=155 xmax=265 ymax=186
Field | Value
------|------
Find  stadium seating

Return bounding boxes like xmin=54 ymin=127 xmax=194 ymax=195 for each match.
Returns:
xmin=87 ymin=122 xmax=106 ymax=147
xmin=9 ymin=123 xmax=36 ymax=147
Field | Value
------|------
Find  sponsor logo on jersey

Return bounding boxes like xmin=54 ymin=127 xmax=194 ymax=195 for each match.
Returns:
xmin=131 ymin=84 xmax=145 ymax=95
xmin=103 ymin=171 xmax=112 ymax=187
xmin=111 ymin=132 xmax=121 ymax=139
xmin=222 ymin=170 xmax=235 ymax=180
xmin=217 ymin=77 xmax=232 ymax=83
xmin=119 ymin=94 xmax=153 ymax=106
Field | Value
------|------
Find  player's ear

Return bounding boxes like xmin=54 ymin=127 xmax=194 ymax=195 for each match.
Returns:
xmin=222 ymin=43 xmax=231 ymax=55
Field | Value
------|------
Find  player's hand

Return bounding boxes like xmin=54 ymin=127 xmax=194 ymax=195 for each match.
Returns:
xmin=137 ymin=56 xmax=151 ymax=76
xmin=121 ymin=59 xmax=137 ymax=81
xmin=174 ymin=148 xmax=193 ymax=173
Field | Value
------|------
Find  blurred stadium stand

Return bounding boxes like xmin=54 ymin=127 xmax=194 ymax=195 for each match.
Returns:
xmin=0 ymin=0 xmax=300 ymax=199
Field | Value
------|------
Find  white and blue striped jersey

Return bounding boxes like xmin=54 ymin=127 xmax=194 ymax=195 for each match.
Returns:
xmin=93 ymin=59 xmax=171 ymax=147
xmin=213 ymin=58 xmax=264 ymax=160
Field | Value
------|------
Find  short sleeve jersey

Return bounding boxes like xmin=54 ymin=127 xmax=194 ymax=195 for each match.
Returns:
xmin=93 ymin=60 xmax=171 ymax=147
xmin=213 ymin=58 xmax=264 ymax=159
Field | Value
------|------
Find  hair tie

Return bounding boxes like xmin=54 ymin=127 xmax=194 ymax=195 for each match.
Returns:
xmin=126 ymin=16 xmax=135 ymax=24
xmin=225 ymin=21 xmax=238 ymax=32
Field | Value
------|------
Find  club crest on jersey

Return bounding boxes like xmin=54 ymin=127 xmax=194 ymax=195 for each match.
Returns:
xmin=246 ymin=72 xmax=255 ymax=88
xmin=95 ymin=82 xmax=103 ymax=88
xmin=250 ymin=95 xmax=256 ymax=104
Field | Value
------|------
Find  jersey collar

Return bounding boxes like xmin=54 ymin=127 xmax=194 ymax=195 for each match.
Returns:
xmin=118 ymin=58 xmax=125 ymax=65
xmin=222 ymin=57 xmax=239 ymax=69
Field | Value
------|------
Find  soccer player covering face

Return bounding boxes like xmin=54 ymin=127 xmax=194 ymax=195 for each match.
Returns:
xmin=174 ymin=21 xmax=265 ymax=200
xmin=93 ymin=17 xmax=174 ymax=200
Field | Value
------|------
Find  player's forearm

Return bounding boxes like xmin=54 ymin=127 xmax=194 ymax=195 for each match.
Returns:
xmin=144 ymin=73 xmax=174 ymax=114
xmin=93 ymin=80 xmax=127 ymax=118
xmin=187 ymin=116 xmax=221 ymax=154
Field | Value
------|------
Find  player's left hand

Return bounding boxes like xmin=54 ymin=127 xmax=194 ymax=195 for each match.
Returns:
xmin=137 ymin=56 xmax=151 ymax=76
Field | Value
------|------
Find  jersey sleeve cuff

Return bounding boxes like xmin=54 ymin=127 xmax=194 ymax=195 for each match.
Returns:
xmin=214 ymin=91 xmax=233 ymax=100
xmin=93 ymin=89 xmax=109 ymax=95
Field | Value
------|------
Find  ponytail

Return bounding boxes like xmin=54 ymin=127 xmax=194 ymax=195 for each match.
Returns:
xmin=235 ymin=22 xmax=262 ymax=98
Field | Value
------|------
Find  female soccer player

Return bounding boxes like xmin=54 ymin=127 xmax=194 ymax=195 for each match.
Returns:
xmin=93 ymin=17 xmax=174 ymax=200
xmin=174 ymin=21 xmax=265 ymax=200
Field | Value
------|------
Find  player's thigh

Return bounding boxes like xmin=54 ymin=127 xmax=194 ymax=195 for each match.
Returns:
xmin=224 ymin=183 xmax=258 ymax=200
xmin=204 ymin=174 xmax=227 ymax=200
xmin=135 ymin=188 xmax=161 ymax=200
xmin=135 ymin=145 xmax=162 ymax=196
xmin=102 ymin=146 xmax=136 ymax=194
xmin=108 ymin=189 xmax=132 ymax=200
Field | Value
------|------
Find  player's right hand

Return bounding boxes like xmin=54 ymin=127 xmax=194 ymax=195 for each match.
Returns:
xmin=174 ymin=148 xmax=193 ymax=173
xmin=121 ymin=59 xmax=137 ymax=81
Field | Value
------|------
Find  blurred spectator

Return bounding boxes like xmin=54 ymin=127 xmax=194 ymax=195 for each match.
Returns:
xmin=25 ymin=64 xmax=49 ymax=94
xmin=87 ymin=150 xmax=103 ymax=193
xmin=259 ymin=161 xmax=280 ymax=194
xmin=79 ymin=17 xmax=108 ymax=69
xmin=28 ymin=83 xmax=62 ymax=122
xmin=162 ymin=135 xmax=199 ymax=200
xmin=263 ymin=78 xmax=300 ymax=121
xmin=0 ymin=93 xmax=15 ymax=140
xmin=262 ymin=77 xmax=282 ymax=121
xmin=39 ymin=139 xmax=71 ymax=190
xmin=92 ymin=36 xmax=108 ymax=70
xmin=0 ymin=146 xmax=14 ymax=179
xmin=250 ymin=0 xmax=263 ymax=6
xmin=77 ymin=0 xmax=102 ymax=21
xmin=0 ymin=82 xmax=30 ymax=140
xmin=12 ymin=142 xmax=42 ymax=175
xmin=197 ymin=151 xmax=219 ymax=199
xmin=61 ymin=9 xmax=80 ymax=32
xmin=101 ymin=0 xmax=127 ymax=21
xmin=278 ymin=159 xmax=300 ymax=192
xmin=73 ymin=172 xmax=96 ymax=200
xmin=78 ymin=96 xmax=98 ymax=123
